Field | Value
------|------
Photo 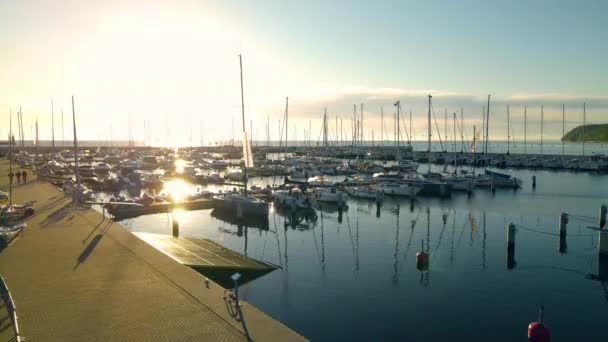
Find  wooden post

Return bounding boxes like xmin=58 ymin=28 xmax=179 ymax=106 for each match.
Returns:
xmin=559 ymin=213 xmax=568 ymax=254
xmin=507 ymin=223 xmax=516 ymax=270
xmin=600 ymin=204 xmax=607 ymax=229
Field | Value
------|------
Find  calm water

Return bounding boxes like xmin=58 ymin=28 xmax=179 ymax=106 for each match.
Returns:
xmin=118 ymin=167 xmax=608 ymax=341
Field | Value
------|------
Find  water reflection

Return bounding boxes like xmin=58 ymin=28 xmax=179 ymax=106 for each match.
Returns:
xmin=119 ymin=169 xmax=608 ymax=341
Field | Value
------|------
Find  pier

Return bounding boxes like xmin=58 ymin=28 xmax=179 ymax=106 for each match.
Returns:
xmin=0 ymin=162 xmax=306 ymax=341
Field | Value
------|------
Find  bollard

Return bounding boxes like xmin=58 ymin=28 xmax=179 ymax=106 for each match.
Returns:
xmin=507 ymin=223 xmax=516 ymax=251
xmin=172 ymin=217 xmax=179 ymax=238
xmin=599 ymin=229 xmax=608 ymax=256
xmin=507 ymin=223 xmax=516 ymax=270
xmin=600 ymin=204 xmax=607 ymax=229
xmin=559 ymin=213 xmax=568 ymax=236
xmin=532 ymin=175 xmax=536 ymax=189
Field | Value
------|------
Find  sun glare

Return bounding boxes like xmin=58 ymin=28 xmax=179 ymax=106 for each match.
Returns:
xmin=163 ymin=178 xmax=190 ymax=202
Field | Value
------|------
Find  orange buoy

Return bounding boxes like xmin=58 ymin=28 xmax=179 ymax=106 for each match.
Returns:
xmin=416 ymin=240 xmax=429 ymax=271
xmin=528 ymin=305 xmax=551 ymax=342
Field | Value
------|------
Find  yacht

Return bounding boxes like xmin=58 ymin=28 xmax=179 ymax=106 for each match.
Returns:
xmin=372 ymin=182 xmax=421 ymax=197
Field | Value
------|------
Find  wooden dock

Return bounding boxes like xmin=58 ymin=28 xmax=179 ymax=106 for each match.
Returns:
xmin=136 ymin=233 xmax=276 ymax=287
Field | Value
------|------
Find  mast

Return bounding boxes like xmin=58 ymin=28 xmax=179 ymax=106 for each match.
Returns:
xmin=507 ymin=105 xmax=510 ymax=155
xmin=381 ymin=106 xmax=384 ymax=147
xmin=238 ymin=54 xmax=248 ymax=196
xmin=35 ymin=119 xmax=38 ymax=157
xmin=444 ymin=108 xmax=447 ymax=152
xmin=485 ymin=95 xmax=490 ymax=155
xmin=582 ymin=102 xmax=586 ymax=156
xmin=409 ymin=109 xmax=412 ymax=145
xmin=61 ymin=107 xmax=64 ymax=147
xmin=540 ymin=105 xmax=544 ymax=155
xmin=460 ymin=107 xmax=464 ymax=153
xmin=562 ymin=104 xmax=565 ymax=157
xmin=427 ymin=95 xmax=432 ymax=176
xmin=360 ymin=103 xmax=364 ymax=145
xmin=394 ymin=101 xmax=400 ymax=174
xmin=285 ymin=97 xmax=289 ymax=148
xmin=8 ymin=108 xmax=12 ymax=206
xmin=51 ymin=100 xmax=55 ymax=155
xmin=72 ymin=95 xmax=80 ymax=203
xmin=482 ymin=105 xmax=486 ymax=154
xmin=453 ymin=112 xmax=456 ymax=153
xmin=524 ymin=106 xmax=527 ymax=154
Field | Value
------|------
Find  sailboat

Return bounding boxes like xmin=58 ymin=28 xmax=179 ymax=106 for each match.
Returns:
xmin=212 ymin=55 xmax=269 ymax=218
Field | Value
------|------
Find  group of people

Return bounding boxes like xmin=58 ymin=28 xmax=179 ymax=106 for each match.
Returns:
xmin=8 ymin=170 xmax=28 ymax=185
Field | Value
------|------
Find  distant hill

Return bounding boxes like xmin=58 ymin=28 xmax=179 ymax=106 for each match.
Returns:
xmin=562 ymin=124 xmax=608 ymax=142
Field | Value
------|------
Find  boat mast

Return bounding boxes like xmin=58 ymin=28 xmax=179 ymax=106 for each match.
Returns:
xmin=562 ymin=104 xmax=565 ymax=157
xmin=72 ymin=95 xmax=80 ymax=203
xmin=460 ymin=107 xmax=464 ymax=153
xmin=507 ymin=104 xmax=510 ymax=155
xmin=51 ymin=99 xmax=55 ymax=155
xmin=61 ymin=107 xmax=65 ymax=147
xmin=360 ymin=103 xmax=364 ymax=146
xmin=427 ymin=95 xmax=432 ymax=177
xmin=485 ymin=95 xmax=490 ymax=155
xmin=524 ymin=106 xmax=527 ymax=154
xmin=540 ymin=105 xmax=544 ymax=155
xmin=409 ymin=109 xmax=412 ymax=145
xmin=453 ymin=112 xmax=456 ymax=153
xmin=8 ymin=108 xmax=12 ymax=206
xmin=285 ymin=97 xmax=289 ymax=149
xmin=444 ymin=108 xmax=447 ymax=153
xmin=381 ymin=106 xmax=384 ymax=148
xmin=394 ymin=101 xmax=400 ymax=174
xmin=239 ymin=54 xmax=248 ymax=196
xmin=582 ymin=102 xmax=586 ymax=156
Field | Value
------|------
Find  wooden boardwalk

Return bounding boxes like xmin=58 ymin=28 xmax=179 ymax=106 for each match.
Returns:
xmin=0 ymin=160 xmax=306 ymax=342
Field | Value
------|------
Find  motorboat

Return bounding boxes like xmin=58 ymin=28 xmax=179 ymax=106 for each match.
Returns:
xmin=140 ymin=156 xmax=159 ymax=170
xmin=313 ymin=187 xmax=347 ymax=204
xmin=307 ymin=176 xmax=337 ymax=187
xmin=345 ymin=186 xmax=382 ymax=200
xmin=213 ymin=193 xmax=269 ymax=217
xmin=371 ymin=182 xmax=421 ymax=197
xmin=273 ymin=188 xmax=312 ymax=210
xmin=93 ymin=162 xmax=111 ymax=173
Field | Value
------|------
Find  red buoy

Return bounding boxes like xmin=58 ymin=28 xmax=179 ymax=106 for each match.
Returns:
xmin=528 ymin=305 xmax=551 ymax=342
xmin=416 ymin=240 xmax=429 ymax=271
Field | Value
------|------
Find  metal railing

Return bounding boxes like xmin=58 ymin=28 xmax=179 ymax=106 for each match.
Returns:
xmin=0 ymin=275 xmax=23 ymax=342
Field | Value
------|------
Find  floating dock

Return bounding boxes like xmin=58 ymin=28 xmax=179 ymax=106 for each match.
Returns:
xmin=136 ymin=233 xmax=276 ymax=287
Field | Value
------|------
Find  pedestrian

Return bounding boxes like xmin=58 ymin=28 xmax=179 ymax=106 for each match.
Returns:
xmin=8 ymin=171 xmax=14 ymax=185
xmin=15 ymin=171 xmax=21 ymax=184
xmin=22 ymin=170 xmax=27 ymax=183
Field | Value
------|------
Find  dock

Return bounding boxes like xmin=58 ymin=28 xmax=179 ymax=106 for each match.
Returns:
xmin=136 ymin=233 xmax=276 ymax=287
xmin=0 ymin=160 xmax=307 ymax=341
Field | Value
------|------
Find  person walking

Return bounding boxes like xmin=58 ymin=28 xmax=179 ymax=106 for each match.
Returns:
xmin=8 ymin=171 xmax=14 ymax=185
xmin=15 ymin=170 xmax=21 ymax=184
xmin=22 ymin=170 xmax=27 ymax=184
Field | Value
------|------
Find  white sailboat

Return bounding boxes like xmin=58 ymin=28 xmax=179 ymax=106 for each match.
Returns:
xmin=213 ymin=55 xmax=269 ymax=218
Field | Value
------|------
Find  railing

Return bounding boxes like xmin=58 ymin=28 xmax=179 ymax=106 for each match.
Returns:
xmin=0 ymin=275 xmax=22 ymax=342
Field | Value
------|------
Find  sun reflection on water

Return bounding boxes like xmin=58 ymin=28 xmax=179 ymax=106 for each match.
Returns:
xmin=175 ymin=159 xmax=187 ymax=173
xmin=163 ymin=178 xmax=191 ymax=202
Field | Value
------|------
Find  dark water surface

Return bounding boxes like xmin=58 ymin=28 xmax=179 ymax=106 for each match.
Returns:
xmin=119 ymin=167 xmax=608 ymax=341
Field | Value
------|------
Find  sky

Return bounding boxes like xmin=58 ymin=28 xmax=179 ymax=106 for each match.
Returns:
xmin=1 ymin=0 xmax=607 ymax=145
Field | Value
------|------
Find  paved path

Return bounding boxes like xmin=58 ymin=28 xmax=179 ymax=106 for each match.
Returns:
xmin=0 ymin=160 xmax=306 ymax=341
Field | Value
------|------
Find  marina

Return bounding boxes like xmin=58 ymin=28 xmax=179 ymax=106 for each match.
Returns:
xmin=2 ymin=2 xmax=608 ymax=340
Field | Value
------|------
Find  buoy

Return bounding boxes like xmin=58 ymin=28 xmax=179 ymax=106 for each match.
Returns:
xmin=528 ymin=305 xmax=551 ymax=342
xmin=416 ymin=240 xmax=429 ymax=271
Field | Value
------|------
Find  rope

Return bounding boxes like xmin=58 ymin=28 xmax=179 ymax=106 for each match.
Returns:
xmin=514 ymin=224 xmax=595 ymax=237
xmin=567 ymin=213 xmax=598 ymax=224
